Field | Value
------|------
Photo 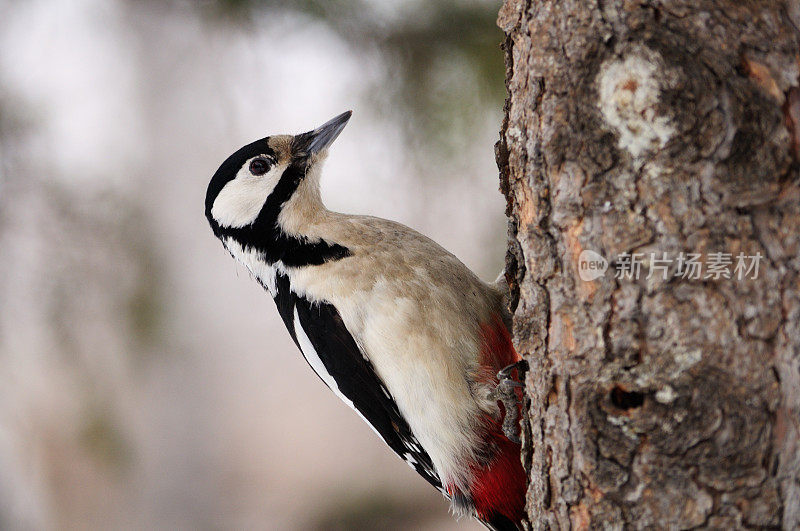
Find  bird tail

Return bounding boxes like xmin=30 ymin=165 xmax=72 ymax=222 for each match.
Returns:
xmin=481 ymin=513 xmax=524 ymax=531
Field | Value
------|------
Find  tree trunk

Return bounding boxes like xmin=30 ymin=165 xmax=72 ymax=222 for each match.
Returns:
xmin=496 ymin=1 xmax=800 ymax=528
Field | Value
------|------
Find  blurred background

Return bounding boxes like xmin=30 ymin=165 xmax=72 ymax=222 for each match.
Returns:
xmin=0 ymin=0 xmax=506 ymax=528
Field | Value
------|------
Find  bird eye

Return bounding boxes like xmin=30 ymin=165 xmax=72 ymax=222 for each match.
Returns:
xmin=249 ymin=158 xmax=271 ymax=176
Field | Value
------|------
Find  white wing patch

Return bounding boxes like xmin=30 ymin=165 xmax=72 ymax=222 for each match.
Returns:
xmin=293 ymin=307 xmax=344 ymax=398
xmin=292 ymin=308 xmax=385 ymax=442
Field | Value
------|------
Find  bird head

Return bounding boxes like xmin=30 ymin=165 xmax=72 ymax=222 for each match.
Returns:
xmin=205 ymin=110 xmax=352 ymax=238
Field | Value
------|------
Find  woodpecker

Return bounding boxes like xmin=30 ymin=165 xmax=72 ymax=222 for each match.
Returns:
xmin=205 ymin=111 xmax=526 ymax=530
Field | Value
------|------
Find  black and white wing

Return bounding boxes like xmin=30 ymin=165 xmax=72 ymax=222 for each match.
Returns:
xmin=272 ymin=272 xmax=442 ymax=490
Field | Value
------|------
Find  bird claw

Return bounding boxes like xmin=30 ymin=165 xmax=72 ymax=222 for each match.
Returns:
xmin=489 ymin=360 xmax=528 ymax=444
xmin=496 ymin=360 xmax=528 ymax=381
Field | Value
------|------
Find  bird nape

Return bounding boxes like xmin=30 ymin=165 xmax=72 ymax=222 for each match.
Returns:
xmin=205 ymin=111 xmax=526 ymax=529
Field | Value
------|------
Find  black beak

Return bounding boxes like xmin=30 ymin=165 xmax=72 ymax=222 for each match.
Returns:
xmin=296 ymin=110 xmax=352 ymax=155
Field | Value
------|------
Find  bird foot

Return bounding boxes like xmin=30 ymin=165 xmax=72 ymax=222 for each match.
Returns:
xmin=489 ymin=360 xmax=529 ymax=444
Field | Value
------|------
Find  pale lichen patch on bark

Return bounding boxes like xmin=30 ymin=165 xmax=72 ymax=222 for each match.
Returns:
xmin=654 ymin=385 xmax=676 ymax=404
xmin=596 ymin=46 xmax=676 ymax=161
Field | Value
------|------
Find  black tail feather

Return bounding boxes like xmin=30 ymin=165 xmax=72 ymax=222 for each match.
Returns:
xmin=480 ymin=512 xmax=522 ymax=531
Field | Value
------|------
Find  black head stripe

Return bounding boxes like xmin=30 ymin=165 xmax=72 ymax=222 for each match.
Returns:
xmin=216 ymin=159 xmax=350 ymax=266
xmin=207 ymin=137 xmax=349 ymax=266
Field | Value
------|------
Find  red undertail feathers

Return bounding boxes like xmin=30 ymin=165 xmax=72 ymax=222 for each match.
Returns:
xmin=470 ymin=315 xmax=526 ymax=529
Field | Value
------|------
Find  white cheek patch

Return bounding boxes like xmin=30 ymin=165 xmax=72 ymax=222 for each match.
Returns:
xmin=211 ymin=159 xmax=287 ymax=228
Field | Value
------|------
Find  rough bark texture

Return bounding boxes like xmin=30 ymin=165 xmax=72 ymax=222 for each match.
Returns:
xmin=496 ymin=1 xmax=800 ymax=528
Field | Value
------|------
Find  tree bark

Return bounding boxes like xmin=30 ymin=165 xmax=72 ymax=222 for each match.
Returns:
xmin=496 ymin=1 xmax=800 ymax=528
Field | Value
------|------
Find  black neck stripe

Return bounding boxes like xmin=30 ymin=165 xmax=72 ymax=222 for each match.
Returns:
xmin=217 ymin=160 xmax=351 ymax=267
